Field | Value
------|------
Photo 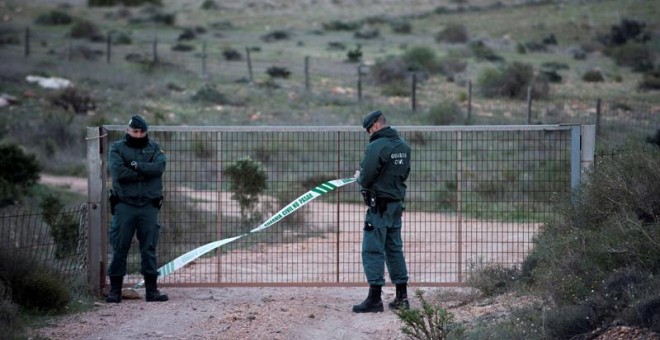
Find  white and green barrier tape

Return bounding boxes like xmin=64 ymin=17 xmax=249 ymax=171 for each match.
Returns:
xmin=134 ymin=177 xmax=356 ymax=288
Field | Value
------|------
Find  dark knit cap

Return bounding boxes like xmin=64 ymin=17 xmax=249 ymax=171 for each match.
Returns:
xmin=362 ymin=110 xmax=383 ymax=130
xmin=128 ymin=115 xmax=148 ymax=131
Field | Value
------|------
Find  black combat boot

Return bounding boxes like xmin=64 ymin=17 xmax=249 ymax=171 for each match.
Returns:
xmin=144 ymin=274 xmax=169 ymax=302
xmin=388 ymin=284 xmax=409 ymax=310
xmin=352 ymin=285 xmax=384 ymax=313
xmin=106 ymin=276 xmax=123 ymax=303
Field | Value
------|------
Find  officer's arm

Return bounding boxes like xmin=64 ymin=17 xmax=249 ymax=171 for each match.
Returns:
xmin=357 ymin=144 xmax=383 ymax=188
xmin=135 ymin=148 xmax=167 ymax=178
xmin=109 ymin=144 xmax=141 ymax=182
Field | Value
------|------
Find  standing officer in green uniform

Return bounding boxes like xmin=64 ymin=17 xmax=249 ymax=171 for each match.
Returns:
xmin=106 ymin=115 xmax=168 ymax=303
xmin=353 ymin=110 xmax=411 ymax=313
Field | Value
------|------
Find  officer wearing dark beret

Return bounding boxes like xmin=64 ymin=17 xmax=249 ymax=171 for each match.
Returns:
xmin=353 ymin=110 xmax=411 ymax=313
xmin=106 ymin=114 xmax=168 ymax=303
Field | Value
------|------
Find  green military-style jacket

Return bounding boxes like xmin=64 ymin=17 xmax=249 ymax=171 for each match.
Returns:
xmin=108 ymin=135 xmax=166 ymax=207
xmin=357 ymin=126 xmax=410 ymax=201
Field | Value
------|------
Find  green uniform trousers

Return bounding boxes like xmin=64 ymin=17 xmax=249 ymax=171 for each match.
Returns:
xmin=361 ymin=200 xmax=409 ymax=286
xmin=108 ymin=202 xmax=161 ymax=277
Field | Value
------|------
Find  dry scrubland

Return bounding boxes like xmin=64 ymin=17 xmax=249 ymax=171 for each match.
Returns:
xmin=2 ymin=0 xmax=660 ymax=339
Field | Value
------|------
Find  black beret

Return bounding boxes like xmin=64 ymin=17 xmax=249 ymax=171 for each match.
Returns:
xmin=362 ymin=110 xmax=383 ymax=130
xmin=128 ymin=115 xmax=148 ymax=131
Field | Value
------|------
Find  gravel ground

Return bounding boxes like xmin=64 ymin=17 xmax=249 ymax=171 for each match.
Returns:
xmin=30 ymin=286 xmax=430 ymax=340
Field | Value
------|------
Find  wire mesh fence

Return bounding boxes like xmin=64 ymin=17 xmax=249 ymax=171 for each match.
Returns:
xmin=90 ymin=124 xmax=589 ymax=287
xmin=0 ymin=203 xmax=88 ymax=279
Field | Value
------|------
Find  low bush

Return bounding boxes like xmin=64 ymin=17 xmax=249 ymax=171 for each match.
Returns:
xmin=69 ymin=20 xmax=104 ymax=42
xmin=466 ymin=262 xmax=521 ymax=297
xmin=435 ymin=22 xmax=468 ymax=44
xmin=0 ymin=248 xmax=71 ymax=312
xmin=582 ymin=68 xmax=604 ymax=82
xmin=638 ymin=68 xmax=660 ymax=91
xmin=427 ymin=101 xmax=463 ymax=125
xmin=607 ymin=42 xmax=654 ymax=72
xmin=478 ymin=62 xmax=549 ymax=99
xmin=522 ymin=141 xmax=660 ymax=312
xmin=266 ymin=66 xmax=291 ymax=79
xmin=35 ymin=10 xmax=73 ymax=25
xmin=396 ymin=289 xmax=462 ymax=340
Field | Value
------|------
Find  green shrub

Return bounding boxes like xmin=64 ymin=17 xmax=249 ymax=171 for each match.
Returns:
xmin=200 ymin=0 xmax=219 ymax=10
xmin=402 ymin=46 xmax=440 ymax=74
xmin=40 ymin=195 xmax=79 ymax=259
xmin=191 ymin=84 xmax=231 ymax=105
xmin=396 ymin=289 xmax=462 ymax=340
xmin=523 ymin=142 xmax=660 ymax=306
xmin=469 ymin=41 xmax=503 ymax=62
xmin=435 ymin=23 xmax=468 ymax=44
xmin=582 ymin=68 xmax=605 ymax=82
xmin=478 ymin=62 xmax=549 ymax=99
xmin=0 ymin=279 xmax=23 ymax=339
xmin=390 ymin=20 xmax=412 ymax=34
xmin=466 ymin=262 xmax=521 ymax=297
xmin=16 ymin=272 xmax=71 ymax=312
xmin=35 ymin=10 xmax=73 ymax=25
xmin=346 ymin=44 xmax=362 ymax=63
xmin=545 ymin=305 xmax=597 ymax=339
xmin=266 ymin=66 xmax=291 ymax=79
xmin=225 ymin=156 xmax=268 ymax=224
xmin=88 ymin=0 xmax=162 ymax=6
xmin=607 ymin=42 xmax=654 ymax=72
xmin=638 ymin=68 xmax=660 ymax=91
xmin=427 ymin=101 xmax=463 ymax=125
xmin=0 ymin=143 xmax=40 ymax=208
xmin=0 ymin=249 xmax=71 ymax=312
xmin=69 ymin=20 xmax=104 ymax=42
xmin=322 ymin=20 xmax=361 ymax=31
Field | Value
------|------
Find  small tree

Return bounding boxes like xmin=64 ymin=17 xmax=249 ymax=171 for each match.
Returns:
xmin=0 ymin=143 xmax=40 ymax=207
xmin=40 ymin=195 xmax=79 ymax=259
xmin=225 ymin=157 xmax=267 ymax=223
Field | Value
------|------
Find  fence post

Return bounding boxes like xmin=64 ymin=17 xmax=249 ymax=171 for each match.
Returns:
xmin=526 ymin=85 xmax=533 ymax=124
xmin=152 ymin=37 xmax=158 ymax=64
xmin=24 ymin=27 xmax=30 ymax=58
xmin=68 ymin=35 xmax=72 ymax=61
xmin=106 ymin=33 xmax=111 ymax=64
xmin=595 ymin=98 xmax=601 ymax=139
xmin=357 ymin=64 xmax=363 ymax=102
xmin=411 ymin=73 xmax=417 ymax=112
xmin=304 ymin=55 xmax=310 ymax=92
xmin=245 ymin=47 xmax=253 ymax=83
xmin=467 ymin=80 xmax=472 ymax=124
xmin=86 ymin=127 xmax=104 ymax=296
xmin=581 ymin=124 xmax=596 ymax=175
xmin=201 ymin=41 xmax=207 ymax=78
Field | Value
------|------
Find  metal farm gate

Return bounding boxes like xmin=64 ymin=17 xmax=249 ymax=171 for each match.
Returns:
xmin=85 ymin=125 xmax=594 ymax=293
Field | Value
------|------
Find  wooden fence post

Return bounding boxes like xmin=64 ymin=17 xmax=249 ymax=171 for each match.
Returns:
xmin=106 ymin=33 xmax=111 ymax=64
xmin=467 ymin=80 xmax=472 ymax=123
xmin=152 ymin=37 xmax=158 ymax=64
xmin=24 ymin=27 xmax=30 ymax=58
xmin=357 ymin=64 xmax=363 ymax=102
xmin=304 ymin=55 xmax=310 ymax=92
xmin=411 ymin=72 xmax=417 ymax=112
xmin=526 ymin=85 xmax=533 ymax=124
xmin=245 ymin=47 xmax=253 ymax=83
xmin=201 ymin=41 xmax=207 ymax=78
xmin=595 ymin=98 xmax=602 ymax=139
